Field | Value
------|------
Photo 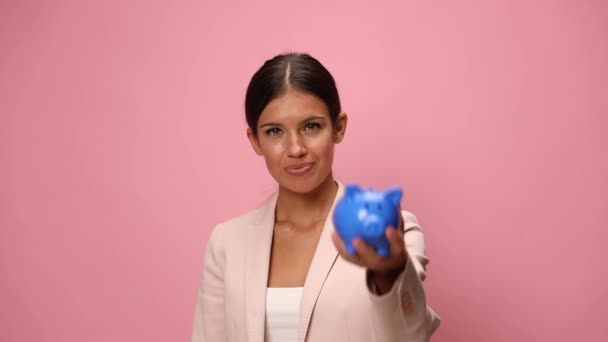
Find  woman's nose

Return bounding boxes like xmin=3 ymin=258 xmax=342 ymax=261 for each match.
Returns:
xmin=287 ymin=133 xmax=307 ymax=157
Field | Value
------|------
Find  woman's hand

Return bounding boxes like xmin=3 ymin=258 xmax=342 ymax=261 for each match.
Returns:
xmin=331 ymin=208 xmax=407 ymax=294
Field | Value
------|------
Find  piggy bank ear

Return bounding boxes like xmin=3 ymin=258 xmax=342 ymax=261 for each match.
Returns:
xmin=345 ymin=184 xmax=363 ymax=198
xmin=385 ymin=187 xmax=403 ymax=206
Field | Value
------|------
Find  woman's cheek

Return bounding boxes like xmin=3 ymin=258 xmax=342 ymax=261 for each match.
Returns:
xmin=262 ymin=138 xmax=284 ymax=155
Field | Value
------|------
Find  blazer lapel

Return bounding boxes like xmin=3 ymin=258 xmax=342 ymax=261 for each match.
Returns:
xmin=245 ymin=192 xmax=278 ymax=342
xmin=298 ymin=180 xmax=344 ymax=342
xmin=243 ymin=180 xmax=346 ymax=342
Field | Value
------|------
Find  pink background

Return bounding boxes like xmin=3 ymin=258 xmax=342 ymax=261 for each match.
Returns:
xmin=1 ymin=0 xmax=607 ymax=341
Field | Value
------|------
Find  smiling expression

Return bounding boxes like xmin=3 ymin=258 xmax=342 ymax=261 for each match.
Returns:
xmin=247 ymin=90 xmax=347 ymax=193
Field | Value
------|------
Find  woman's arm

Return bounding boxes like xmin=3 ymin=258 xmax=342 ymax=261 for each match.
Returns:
xmin=191 ymin=225 xmax=227 ymax=342
xmin=366 ymin=211 xmax=441 ymax=342
xmin=331 ymin=210 xmax=441 ymax=341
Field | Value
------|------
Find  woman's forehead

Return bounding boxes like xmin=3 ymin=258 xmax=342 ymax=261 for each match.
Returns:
xmin=259 ymin=91 xmax=330 ymax=124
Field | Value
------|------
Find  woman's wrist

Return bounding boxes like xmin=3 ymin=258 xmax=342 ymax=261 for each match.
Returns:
xmin=371 ymin=218 xmax=407 ymax=295
xmin=370 ymin=262 xmax=405 ymax=295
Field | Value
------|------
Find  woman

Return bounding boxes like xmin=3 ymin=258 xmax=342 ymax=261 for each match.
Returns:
xmin=191 ymin=52 xmax=440 ymax=342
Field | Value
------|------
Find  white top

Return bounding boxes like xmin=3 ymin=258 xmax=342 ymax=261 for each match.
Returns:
xmin=264 ymin=287 xmax=304 ymax=342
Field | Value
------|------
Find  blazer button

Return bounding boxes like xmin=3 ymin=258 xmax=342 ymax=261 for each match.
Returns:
xmin=401 ymin=290 xmax=414 ymax=314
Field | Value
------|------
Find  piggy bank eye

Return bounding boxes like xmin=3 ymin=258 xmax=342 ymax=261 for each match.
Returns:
xmin=378 ymin=203 xmax=382 ymax=210
xmin=364 ymin=203 xmax=369 ymax=210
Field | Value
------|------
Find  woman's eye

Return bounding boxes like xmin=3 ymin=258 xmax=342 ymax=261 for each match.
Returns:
xmin=304 ymin=122 xmax=321 ymax=131
xmin=265 ymin=127 xmax=282 ymax=136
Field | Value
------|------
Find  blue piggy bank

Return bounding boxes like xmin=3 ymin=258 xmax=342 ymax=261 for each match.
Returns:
xmin=333 ymin=184 xmax=403 ymax=257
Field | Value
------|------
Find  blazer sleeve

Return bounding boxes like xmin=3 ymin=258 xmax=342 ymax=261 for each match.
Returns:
xmin=191 ymin=224 xmax=227 ymax=342
xmin=365 ymin=211 xmax=441 ymax=342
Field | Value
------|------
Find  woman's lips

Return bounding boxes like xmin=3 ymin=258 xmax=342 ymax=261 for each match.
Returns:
xmin=285 ymin=162 xmax=315 ymax=176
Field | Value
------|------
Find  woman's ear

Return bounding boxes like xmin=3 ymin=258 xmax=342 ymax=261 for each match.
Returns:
xmin=246 ymin=127 xmax=263 ymax=156
xmin=333 ymin=112 xmax=348 ymax=143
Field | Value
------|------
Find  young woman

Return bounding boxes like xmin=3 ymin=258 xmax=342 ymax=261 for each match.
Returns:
xmin=191 ymin=52 xmax=440 ymax=342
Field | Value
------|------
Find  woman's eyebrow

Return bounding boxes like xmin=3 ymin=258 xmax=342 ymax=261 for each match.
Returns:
xmin=259 ymin=115 xmax=325 ymax=128
xmin=301 ymin=115 xmax=325 ymax=123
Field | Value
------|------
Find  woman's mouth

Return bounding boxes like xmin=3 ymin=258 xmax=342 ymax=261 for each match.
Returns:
xmin=284 ymin=162 xmax=315 ymax=176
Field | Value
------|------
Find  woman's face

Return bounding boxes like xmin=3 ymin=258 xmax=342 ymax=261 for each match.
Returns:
xmin=247 ymin=90 xmax=347 ymax=194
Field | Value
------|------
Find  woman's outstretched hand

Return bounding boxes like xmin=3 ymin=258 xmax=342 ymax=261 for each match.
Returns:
xmin=331 ymin=209 xmax=407 ymax=294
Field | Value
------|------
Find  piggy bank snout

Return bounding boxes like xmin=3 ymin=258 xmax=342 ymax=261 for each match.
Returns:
xmin=362 ymin=217 xmax=385 ymax=237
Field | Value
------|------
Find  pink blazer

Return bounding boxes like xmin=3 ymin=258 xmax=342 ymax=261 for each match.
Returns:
xmin=191 ymin=180 xmax=440 ymax=342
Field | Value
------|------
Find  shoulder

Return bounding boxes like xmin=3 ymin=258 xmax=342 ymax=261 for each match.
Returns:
xmin=401 ymin=210 xmax=421 ymax=230
xmin=207 ymin=200 xmax=270 ymax=248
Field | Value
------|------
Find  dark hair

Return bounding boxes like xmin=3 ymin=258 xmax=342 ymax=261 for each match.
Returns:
xmin=245 ymin=52 xmax=341 ymax=135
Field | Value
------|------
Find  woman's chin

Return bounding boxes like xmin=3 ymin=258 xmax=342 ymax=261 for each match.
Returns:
xmin=281 ymin=180 xmax=317 ymax=194
xmin=278 ymin=173 xmax=335 ymax=195
xmin=276 ymin=175 xmax=319 ymax=194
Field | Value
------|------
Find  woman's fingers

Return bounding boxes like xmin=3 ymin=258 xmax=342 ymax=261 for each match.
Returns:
xmin=332 ymin=228 xmax=407 ymax=272
xmin=330 ymin=231 xmax=346 ymax=252
xmin=386 ymin=226 xmax=406 ymax=257
xmin=331 ymin=231 xmax=365 ymax=267
xmin=353 ymin=237 xmax=383 ymax=269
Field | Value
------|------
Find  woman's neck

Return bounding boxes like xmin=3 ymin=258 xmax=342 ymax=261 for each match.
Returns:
xmin=275 ymin=173 xmax=338 ymax=227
